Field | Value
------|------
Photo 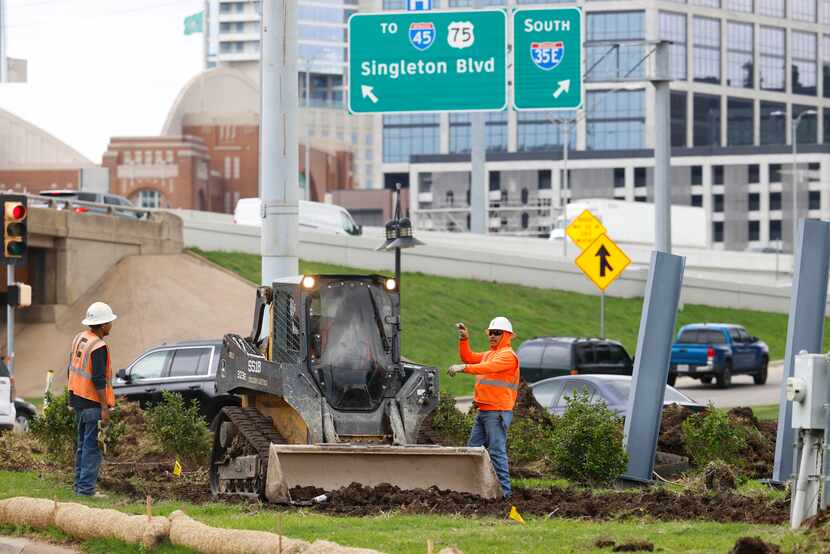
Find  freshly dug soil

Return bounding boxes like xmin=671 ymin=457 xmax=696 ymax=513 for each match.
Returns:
xmin=730 ymin=537 xmax=781 ymax=554
xmin=702 ymin=461 xmax=738 ymax=491
xmin=612 ymin=542 xmax=654 ymax=553
xmin=290 ymin=483 xmax=788 ymax=524
xmin=99 ymin=462 xmax=211 ymax=503
xmin=657 ymin=405 xmax=777 ymax=479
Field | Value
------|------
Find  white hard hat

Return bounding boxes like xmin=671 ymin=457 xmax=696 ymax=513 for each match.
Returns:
xmin=488 ymin=316 xmax=513 ymax=334
xmin=82 ymin=302 xmax=118 ymax=326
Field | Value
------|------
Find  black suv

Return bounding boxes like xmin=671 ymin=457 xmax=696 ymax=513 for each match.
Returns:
xmin=113 ymin=340 xmax=239 ymax=422
xmin=516 ymin=337 xmax=634 ymax=383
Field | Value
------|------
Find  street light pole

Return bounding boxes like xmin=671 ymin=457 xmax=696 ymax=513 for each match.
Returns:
xmin=772 ymin=109 xmax=815 ymax=251
xmin=305 ymin=65 xmax=311 ymax=202
xmin=562 ymin=118 xmax=570 ymax=258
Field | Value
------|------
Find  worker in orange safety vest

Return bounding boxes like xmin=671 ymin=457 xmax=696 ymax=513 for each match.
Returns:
xmin=67 ymin=301 xmax=117 ymax=498
xmin=448 ymin=317 xmax=519 ymax=498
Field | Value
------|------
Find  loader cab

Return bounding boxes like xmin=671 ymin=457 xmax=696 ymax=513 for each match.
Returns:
xmin=261 ymin=274 xmax=402 ymax=413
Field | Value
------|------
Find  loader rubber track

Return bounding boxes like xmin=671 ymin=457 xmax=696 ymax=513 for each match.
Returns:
xmin=212 ymin=406 xmax=286 ymax=498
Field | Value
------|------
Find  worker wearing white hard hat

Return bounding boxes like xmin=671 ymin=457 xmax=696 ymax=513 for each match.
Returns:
xmin=67 ymin=301 xmax=118 ymax=498
xmin=448 ymin=316 xmax=520 ymax=498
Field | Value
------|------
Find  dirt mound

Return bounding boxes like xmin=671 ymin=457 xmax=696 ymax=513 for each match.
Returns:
xmin=99 ymin=463 xmax=211 ymax=503
xmin=703 ymin=460 xmax=738 ymax=491
xmin=0 ymin=432 xmax=43 ymax=471
xmin=657 ymin=405 xmax=777 ymax=479
xmin=290 ymin=483 xmax=787 ymax=524
xmin=730 ymin=537 xmax=781 ymax=554
xmin=613 ymin=542 xmax=654 ymax=552
xmin=512 ymin=382 xmax=554 ymax=424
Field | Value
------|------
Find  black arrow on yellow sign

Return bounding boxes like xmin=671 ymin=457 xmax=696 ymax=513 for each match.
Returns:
xmin=596 ymin=244 xmax=613 ymax=277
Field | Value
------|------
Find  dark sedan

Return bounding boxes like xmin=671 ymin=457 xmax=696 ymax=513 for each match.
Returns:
xmin=530 ymin=374 xmax=705 ymax=417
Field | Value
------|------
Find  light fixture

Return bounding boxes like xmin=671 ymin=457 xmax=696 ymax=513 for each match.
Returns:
xmin=385 ymin=278 xmax=397 ymax=291
xmin=301 ymin=275 xmax=316 ymax=289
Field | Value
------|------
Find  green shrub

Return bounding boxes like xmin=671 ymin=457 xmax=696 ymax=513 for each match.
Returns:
xmin=682 ymin=405 xmax=747 ymax=467
xmin=550 ymin=389 xmax=628 ymax=485
xmin=508 ymin=416 xmax=556 ymax=467
xmin=427 ymin=392 xmax=474 ymax=446
xmin=145 ymin=391 xmax=211 ymax=463
xmin=29 ymin=390 xmax=75 ymax=465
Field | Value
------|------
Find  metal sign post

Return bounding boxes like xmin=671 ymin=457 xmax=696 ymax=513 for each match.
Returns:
xmin=600 ymin=291 xmax=605 ymax=339
xmin=773 ymin=219 xmax=830 ymax=483
xmin=6 ymin=264 xmax=12 ymax=375
xmin=622 ymin=251 xmax=686 ymax=482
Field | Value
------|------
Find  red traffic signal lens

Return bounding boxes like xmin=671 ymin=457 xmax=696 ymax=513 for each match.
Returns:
xmin=5 ymin=202 xmax=25 ymax=221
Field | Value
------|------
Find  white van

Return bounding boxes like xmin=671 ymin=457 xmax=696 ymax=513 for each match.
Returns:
xmin=233 ymin=199 xmax=362 ymax=236
xmin=0 ymin=365 xmax=15 ymax=431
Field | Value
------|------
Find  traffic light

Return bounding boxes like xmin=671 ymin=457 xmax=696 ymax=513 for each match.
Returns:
xmin=1 ymin=194 xmax=27 ymax=265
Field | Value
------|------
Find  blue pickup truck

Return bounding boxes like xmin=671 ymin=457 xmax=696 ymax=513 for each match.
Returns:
xmin=669 ymin=324 xmax=769 ymax=389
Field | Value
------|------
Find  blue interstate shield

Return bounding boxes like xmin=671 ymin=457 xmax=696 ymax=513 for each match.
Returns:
xmin=409 ymin=22 xmax=435 ymax=51
xmin=530 ymin=41 xmax=564 ymax=71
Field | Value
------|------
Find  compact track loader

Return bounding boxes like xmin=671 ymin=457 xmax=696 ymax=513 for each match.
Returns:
xmin=210 ymin=274 xmax=501 ymax=503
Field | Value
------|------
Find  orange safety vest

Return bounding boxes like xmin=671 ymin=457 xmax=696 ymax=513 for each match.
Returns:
xmin=472 ymin=347 xmax=520 ymax=412
xmin=67 ymin=330 xmax=115 ymax=408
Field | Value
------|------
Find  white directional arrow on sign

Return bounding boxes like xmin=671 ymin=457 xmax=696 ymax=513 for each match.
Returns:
xmin=552 ymin=79 xmax=571 ymax=99
xmin=361 ymin=85 xmax=379 ymax=104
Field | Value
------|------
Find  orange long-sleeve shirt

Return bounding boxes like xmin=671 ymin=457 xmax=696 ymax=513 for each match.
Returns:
xmin=458 ymin=335 xmax=519 ymax=410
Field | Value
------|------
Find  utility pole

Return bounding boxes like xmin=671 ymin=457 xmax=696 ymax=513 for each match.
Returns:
xmin=468 ymin=0 xmax=486 ymax=234
xmin=561 ymin=118 xmax=570 ymax=258
xmin=0 ymin=0 xmax=7 ymax=84
xmin=304 ymin=64 xmax=311 ymax=202
xmin=653 ymin=42 xmax=671 ymax=253
xmin=260 ymin=0 xmax=299 ymax=284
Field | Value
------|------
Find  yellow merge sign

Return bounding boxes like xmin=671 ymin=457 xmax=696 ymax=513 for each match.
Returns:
xmin=575 ymin=234 xmax=631 ymax=291
xmin=566 ymin=209 xmax=606 ymax=250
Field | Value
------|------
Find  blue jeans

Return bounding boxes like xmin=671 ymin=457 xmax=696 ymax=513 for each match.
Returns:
xmin=74 ymin=407 xmax=102 ymax=496
xmin=468 ymin=410 xmax=512 ymax=497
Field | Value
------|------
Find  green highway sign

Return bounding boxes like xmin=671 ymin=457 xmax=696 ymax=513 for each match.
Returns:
xmin=348 ymin=10 xmax=507 ymax=114
xmin=512 ymin=7 xmax=583 ymax=111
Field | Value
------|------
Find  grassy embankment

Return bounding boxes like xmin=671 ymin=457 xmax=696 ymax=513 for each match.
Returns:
xmin=0 ymin=470 xmax=806 ymax=554
xmin=195 ymin=246 xmax=830 ymax=396
xmin=193 ymin=248 xmax=824 ymax=398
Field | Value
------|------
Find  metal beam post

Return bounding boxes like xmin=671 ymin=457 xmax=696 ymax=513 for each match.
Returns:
xmin=622 ymin=251 xmax=685 ymax=482
xmin=653 ymin=81 xmax=671 ymax=253
xmin=469 ymin=116 xmax=486 ymax=233
xmin=6 ymin=264 xmax=13 ymax=375
xmin=773 ymin=219 xmax=830 ymax=482
xmin=260 ymin=0 xmax=299 ymax=284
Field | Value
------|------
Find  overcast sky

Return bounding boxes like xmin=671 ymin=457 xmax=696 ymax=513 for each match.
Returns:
xmin=0 ymin=0 xmax=205 ymax=163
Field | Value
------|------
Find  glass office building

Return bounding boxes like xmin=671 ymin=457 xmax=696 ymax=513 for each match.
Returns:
xmin=380 ymin=0 xmax=830 ymax=250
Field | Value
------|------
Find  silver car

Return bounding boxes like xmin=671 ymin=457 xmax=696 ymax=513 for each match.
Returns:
xmin=531 ymin=374 xmax=705 ymax=417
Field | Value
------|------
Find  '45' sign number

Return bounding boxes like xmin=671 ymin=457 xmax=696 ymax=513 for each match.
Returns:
xmin=408 ymin=22 xmax=435 ymax=51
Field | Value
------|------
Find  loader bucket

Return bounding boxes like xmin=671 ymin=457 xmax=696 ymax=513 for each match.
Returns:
xmin=264 ymin=444 xmax=503 ymax=503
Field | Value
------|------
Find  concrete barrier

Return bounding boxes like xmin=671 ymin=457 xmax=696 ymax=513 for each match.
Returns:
xmin=169 ymin=209 xmax=822 ymax=315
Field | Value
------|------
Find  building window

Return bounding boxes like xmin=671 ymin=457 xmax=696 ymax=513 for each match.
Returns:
xmin=749 ymin=192 xmax=760 ymax=211
xmin=539 ymin=170 xmax=552 ymax=190
xmin=793 ymin=0 xmax=817 ymax=21
xmin=770 ymin=191 xmax=782 ymax=210
xmin=770 ymin=163 xmax=783 ymax=182
xmin=727 ymin=22 xmax=753 ymax=88
xmin=517 ymin=111 xmax=575 ymax=152
xmin=749 ymin=221 xmax=760 ymax=241
xmin=586 ymin=89 xmax=646 ymax=150
xmin=693 ymin=0 xmax=720 ymax=6
xmin=660 ymin=12 xmax=687 ymax=80
xmin=810 ymin=190 xmax=821 ymax=209
xmin=489 ymin=171 xmax=501 ymax=191
xmin=727 ymin=97 xmax=754 ymax=146
xmin=671 ymin=91 xmax=687 ymax=147
xmin=758 ymin=0 xmax=786 ymax=15
xmin=824 ymin=37 xmax=830 ymax=96
xmin=693 ymin=17 xmax=721 ymax=85
xmin=692 ymin=165 xmax=703 ymax=185
xmin=586 ymin=12 xmax=646 ymax=82
xmin=714 ymin=221 xmax=724 ymax=242
xmin=691 ymin=194 xmax=703 ymax=206
xmin=136 ymin=190 xmax=161 ymax=209
xmin=770 ymin=220 xmax=782 ymax=240
xmin=749 ymin=164 xmax=760 ymax=183
xmin=693 ymin=93 xmax=721 ymax=146
xmin=714 ymin=194 xmax=724 ymax=212
xmin=224 ymin=157 xmax=232 ymax=178
xmin=727 ymin=0 xmax=753 ymax=12
xmin=759 ymin=27 xmax=786 ymax=92
xmin=761 ymin=102 xmax=786 ymax=145
xmin=824 ymin=108 xmax=830 ymax=142
xmin=794 ymin=104 xmax=819 ymax=143
xmin=793 ymin=32 xmax=818 ymax=96
xmin=233 ymin=157 xmax=240 ymax=179
xmin=634 ymin=167 xmax=647 ymax=187
xmin=823 ymin=0 xmax=830 ymax=23
xmin=449 ymin=113 xmax=508 ymax=153
xmin=714 ymin=165 xmax=725 ymax=185
xmin=123 ymin=151 xmax=132 ymax=164
xmin=613 ymin=168 xmax=626 ymax=188
xmin=382 ymin=114 xmax=440 ymax=163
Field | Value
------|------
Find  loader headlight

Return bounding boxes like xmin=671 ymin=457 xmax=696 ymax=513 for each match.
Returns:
xmin=385 ymin=278 xmax=397 ymax=291
xmin=302 ymin=275 xmax=316 ymax=289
